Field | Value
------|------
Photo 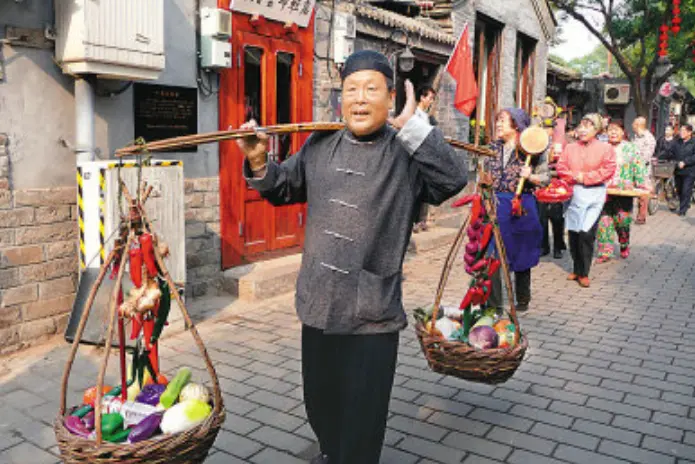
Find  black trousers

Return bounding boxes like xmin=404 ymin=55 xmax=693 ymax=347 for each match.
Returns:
xmin=675 ymin=173 xmax=695 ymax=214
xmin=488 ymin=268 xmax=531 ymax=309
xmin=302 ymin=325 xmax=399 ymax=464
xmin=568 ymin=219 xmax=599 ymax=278
xmin=538 ymin=202 xmax=566 ymax=252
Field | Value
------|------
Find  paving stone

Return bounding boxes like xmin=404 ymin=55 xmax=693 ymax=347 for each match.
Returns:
xmin=462 ymin=454 xmax=505 ymax=464
xmin=492 ymin=387 xmax=552 ymax=409
xmin=571 ymin=419 xmax=641 ymax=446
xmin=468 ymin=407 xmax=534 ymax=432
xmin=486 ymin=426 xmax=556 ymax=455
xmin=586 ymin=397 xmax=652 ymax=420
xmin=247 ymin=407 xmax=305 ymax=432
xmin=0 ymin=442 xmax=59 ymax=464
xmin=553 ymin=444 xmax=631 ymax=464
xmin=213 ymin=430 xmax=264 ymax=459
xmin=597 ymin=439 xmax=676 ymax=464
xmin=452 ymin=391 xmax=513 ymax=413
xmin=0 ymin=432 xmax=22 ymax=452
xmin=530 ymin=422 xmax=600 ymax=451
xmin=441 ymin=431 xmax=512 ymax=461
xmin=642 ymin=435 xmax=695 ymax=460
xmin=250 ymin=448 xmax=307 ymax=464
xmin=652 ymin=412 xmax=695 ymax=433
xmin=388 ymin=399 xmax=435 ymax=421
xmin=413 ymin=395 xmax=481 ymax=419
xmin=425 ymin=411 xmax=491 ymax=437
xmin=205 ymin=450 xmax=248 ymax=464
xmin=397 ymin=436 xmax=466 ymax=463
xmin=548 ymin=400 xmax=613 ymax=424
xmin=599 ymin=379 xmax=660 ymax=398
xmin=612 ymin=414 xmax=683 ymax=441
xmin=401 ymin=379 xmax=457 ymax=399
xmin=507 ymin=449 xmax=570 ymax=464
xmin=248 ymin=426 xmax=311 ymax=455
xmin=243 ymin=375 xmax=296 ymax=395
xmin=247 ymin=390 xmax=301 ymax=412
xmin=221 ymin=412 xmax=263 ymax=436
xmin=509 ymin=404 xmax=574 ymax=428
xmin=387 ymin=415 xmax=447 ymax=442
xmin=379 ymin=446 xmax=419 ymax=464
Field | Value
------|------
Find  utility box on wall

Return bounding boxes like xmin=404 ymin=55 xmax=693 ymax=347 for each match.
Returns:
xmin=55 ymin=0 xmax=165 ymax=80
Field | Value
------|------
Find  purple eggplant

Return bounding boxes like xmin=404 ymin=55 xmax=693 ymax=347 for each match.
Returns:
xmin=464 ymin=253 xmax=477 ymax=266
xmin=128 ymin=412 xmax=164 ymax=443
xmin=82 ymin=411 xmax=95 ymax=430
xmin=135 ymin=384 xmax=167 ymax=406
xmin=465 ymin=242 xmax=479 ymax=255
xmin=64 ymin=415 xmax=91 ymax=438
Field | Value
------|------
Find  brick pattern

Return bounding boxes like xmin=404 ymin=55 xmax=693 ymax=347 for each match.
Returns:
xmin=184 ymin=176 xmax=221 ymax=299
xmin=0 ymin=141 xmax=78 ymax=355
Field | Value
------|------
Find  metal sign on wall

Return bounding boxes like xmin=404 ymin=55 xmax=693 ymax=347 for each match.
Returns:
xmin=133 ymin=83 xmax=198 ymax=152
xmin=229 ymin=0 xmax=315 ymax=27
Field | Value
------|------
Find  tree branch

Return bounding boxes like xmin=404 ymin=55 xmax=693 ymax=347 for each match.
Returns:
xmin=553 ymin=1 xmax=633 ymax=75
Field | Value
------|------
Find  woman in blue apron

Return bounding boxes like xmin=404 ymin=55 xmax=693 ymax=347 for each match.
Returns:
xmin=485 ymin=108 xmax=548 ymax=312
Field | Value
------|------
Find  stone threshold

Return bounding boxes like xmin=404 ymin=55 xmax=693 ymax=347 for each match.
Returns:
xmin=222 ymin=226 xmax=460 ymax=302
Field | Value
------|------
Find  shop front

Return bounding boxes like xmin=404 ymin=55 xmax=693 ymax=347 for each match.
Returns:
xmin=218 ymin=1 xmax=315 ymax=268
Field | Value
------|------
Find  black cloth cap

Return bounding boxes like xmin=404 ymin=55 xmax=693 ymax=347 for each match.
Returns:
xmin=340 ymin=50 xmax=394 ymax=85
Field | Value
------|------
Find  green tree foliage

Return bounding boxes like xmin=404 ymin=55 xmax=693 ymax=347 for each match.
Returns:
xmin=565 ymin=45 xmax=626 ymax=77
xmin=550 ymin=0 xmax=695 ymax=115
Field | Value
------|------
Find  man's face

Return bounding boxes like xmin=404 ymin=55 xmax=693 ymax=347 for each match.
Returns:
xmin=420 ymin=91 xmax=435 ymax=110
xmin=602 ymin=117 xmax=610 ymax=129
xmin=665 ymin=126 xmax=674 ymax=138
xmin=342 ymin=70 xmax=393 ymax=137
xmin=680 ymin=127 xmax=692 ymax=141
xmin=495 ymin=112 xmax=517 ymax=142
xmin=607 ymin=124 xmax=624 ymax=144
xmin=577 ymin=120 xmax=598 ymax=142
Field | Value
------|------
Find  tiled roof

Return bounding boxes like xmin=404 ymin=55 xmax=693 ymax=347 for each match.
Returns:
xmin=353 ymin=2 xmax=455 ymax=44
xmin=547 ymin=60 xmax=582 ymax=81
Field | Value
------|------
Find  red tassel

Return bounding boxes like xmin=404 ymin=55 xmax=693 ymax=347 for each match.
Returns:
xmin=511 ymin=196 xmax=525 ymax=216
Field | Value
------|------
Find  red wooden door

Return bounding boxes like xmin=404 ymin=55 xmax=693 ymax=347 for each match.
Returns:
xmin=219 ymin=29 xmax=307 ymax=268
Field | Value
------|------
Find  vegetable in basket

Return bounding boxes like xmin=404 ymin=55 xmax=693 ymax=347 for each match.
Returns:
xmin=64 ymin=416 xmax=91 ymax=438
xmin=179 ymin=383 xmax=210 ymax=404
xmin=158 ymin=367 xmax=192 ymax=409
xmin=135 ymin=384 xmax=167 ymax=407
xmin=160 ymin=400 xmax=212 ymax=434
xmin=468 ymin=325 xmax=499 ymax=350
xmin=128 ymin=412 xmax=164 ymax=443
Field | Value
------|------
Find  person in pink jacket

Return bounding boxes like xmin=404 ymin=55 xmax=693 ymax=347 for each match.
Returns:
xmin=556 ymin=113 xmax=617 ymax=287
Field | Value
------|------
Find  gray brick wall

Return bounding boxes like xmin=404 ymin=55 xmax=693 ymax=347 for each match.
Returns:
xmin=453 ymin=0 xmax=553 ymax=118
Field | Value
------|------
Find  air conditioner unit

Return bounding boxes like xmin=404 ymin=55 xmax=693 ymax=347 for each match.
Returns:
xmin=201 ymin=7 xmax=232 ymax=39
xmin=333 ymin=12 xmax=357 ymax=38
xmin=604 ymin=84 xmax=631 ymax=105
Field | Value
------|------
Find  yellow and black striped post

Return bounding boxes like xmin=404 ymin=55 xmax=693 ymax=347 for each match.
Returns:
xmin=76 ymin=167 xmax=86 ymax=269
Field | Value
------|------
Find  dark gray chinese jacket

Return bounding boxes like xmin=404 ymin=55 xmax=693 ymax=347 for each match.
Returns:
xmin=244 ymin=117 xmax=468 ymax=334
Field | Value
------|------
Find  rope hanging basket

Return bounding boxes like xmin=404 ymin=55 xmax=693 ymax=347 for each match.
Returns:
xmin=414 ymin=186 xmax=528 ymax=384
xmin=54 ymin=171 xmax=225 ymax=463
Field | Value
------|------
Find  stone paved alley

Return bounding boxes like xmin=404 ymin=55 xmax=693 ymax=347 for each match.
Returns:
xmin=1 ymin=209 xmax=695 ymax=464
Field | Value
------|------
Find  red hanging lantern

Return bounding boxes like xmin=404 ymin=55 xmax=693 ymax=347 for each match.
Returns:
xmin=660 ymin=24 xmax=669 ymax=33
xmin=672 ymin=25 xmax=681 ymax=34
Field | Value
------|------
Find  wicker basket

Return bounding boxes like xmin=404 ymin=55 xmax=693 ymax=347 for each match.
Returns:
xmin=414 ymin=190 xmax=527 ymax=384
xmin=54 ymin=224 xmax=225 ymax=463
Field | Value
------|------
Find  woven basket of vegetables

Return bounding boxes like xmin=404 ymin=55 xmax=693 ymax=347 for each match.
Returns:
xmin=54 ymin=181 xmax=224 ymax=463
xmin=414 ymin=190 xmax=527 ymax=384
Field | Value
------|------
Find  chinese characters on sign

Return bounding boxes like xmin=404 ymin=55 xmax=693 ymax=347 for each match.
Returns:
xmin=230 ymin=0 xmax=315 ymax=27
xmin=133 ymin=84 xmax=198 ymax=152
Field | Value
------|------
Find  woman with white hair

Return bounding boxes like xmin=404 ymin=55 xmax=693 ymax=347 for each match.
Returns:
xmin=557 ymin=114 xmax=617 ymax=287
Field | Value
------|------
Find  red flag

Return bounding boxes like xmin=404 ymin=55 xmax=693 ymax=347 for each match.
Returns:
xmin=446 ymin=25 xmax=478 ymax=117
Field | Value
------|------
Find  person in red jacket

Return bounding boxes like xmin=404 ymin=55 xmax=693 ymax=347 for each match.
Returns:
xmin=557 ymin=113 xmax=617 ymax=287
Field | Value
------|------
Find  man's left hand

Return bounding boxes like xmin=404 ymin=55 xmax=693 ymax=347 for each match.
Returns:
xmin=388 ymin=80 xmax=417 ymax=129
xmin=520 ymin=166 xmax=532 ymax=179
xmin=679 ymin=161 xmax=685 ymax=169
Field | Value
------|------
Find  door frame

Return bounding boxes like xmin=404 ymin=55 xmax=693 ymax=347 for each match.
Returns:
xmin=218 ymin=10 xmax=314 ymax=269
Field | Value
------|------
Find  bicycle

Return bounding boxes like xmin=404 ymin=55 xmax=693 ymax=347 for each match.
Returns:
xmin=649 ymin=159 xmax=679 ymax=214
